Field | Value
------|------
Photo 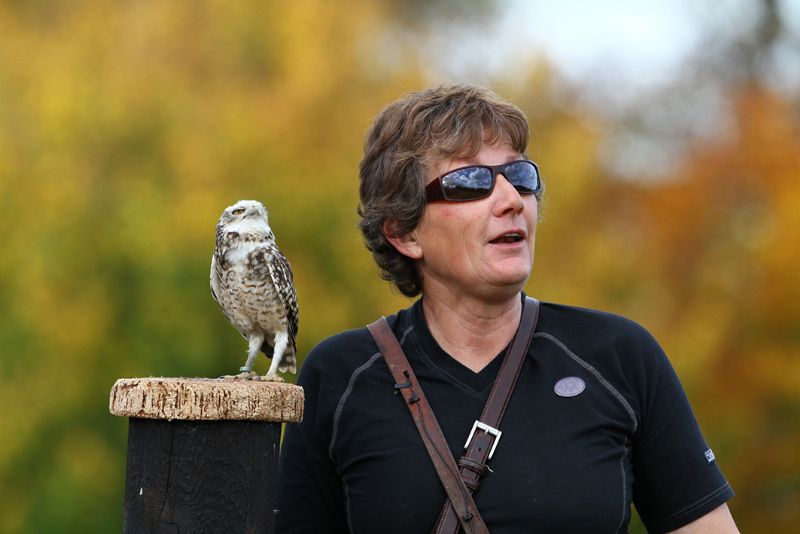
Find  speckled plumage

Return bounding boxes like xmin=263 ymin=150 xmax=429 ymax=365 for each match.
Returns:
xmin=211 ymin=200 xmax=298 ymax=377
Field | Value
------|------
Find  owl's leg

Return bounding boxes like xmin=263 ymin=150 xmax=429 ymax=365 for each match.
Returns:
xmin=240 ymin=333 xmax=265 ymax=373
xmin=264 ymin=330 xmax=289 ymax=378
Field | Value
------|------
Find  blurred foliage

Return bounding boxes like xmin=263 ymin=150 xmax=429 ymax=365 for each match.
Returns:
xmin=0 ymin=0 xmax=797 ymax=532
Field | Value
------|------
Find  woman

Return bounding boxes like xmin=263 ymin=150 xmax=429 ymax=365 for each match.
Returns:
xmin=276 ymin=84 xmax=738 ymax=533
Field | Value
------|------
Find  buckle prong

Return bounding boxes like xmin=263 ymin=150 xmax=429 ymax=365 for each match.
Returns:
xmin=464 ymin=420 xmax=502 ymax=459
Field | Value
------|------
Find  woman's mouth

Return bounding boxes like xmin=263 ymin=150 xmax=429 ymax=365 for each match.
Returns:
xmin=489 ymin=231 xmax=525 ymax=244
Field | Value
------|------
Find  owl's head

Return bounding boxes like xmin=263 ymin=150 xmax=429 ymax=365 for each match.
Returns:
xmin=218 ymin=200 xmax=271 ymax=234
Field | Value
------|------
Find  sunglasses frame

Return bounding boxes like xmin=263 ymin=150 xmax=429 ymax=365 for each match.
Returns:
xmin=425 ymin=159 xmax=542 ymax=202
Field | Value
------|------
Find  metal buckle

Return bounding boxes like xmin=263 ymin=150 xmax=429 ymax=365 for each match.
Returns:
xmin=464 ymin=420 xmax=502 ymax=459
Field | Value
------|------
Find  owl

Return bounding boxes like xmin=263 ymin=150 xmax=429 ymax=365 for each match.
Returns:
xmin=210 ymin=200 xmax=299 ymax=379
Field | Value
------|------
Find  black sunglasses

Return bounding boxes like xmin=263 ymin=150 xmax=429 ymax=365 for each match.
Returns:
xmin=425 ymin=160 xmax=542 ymax=202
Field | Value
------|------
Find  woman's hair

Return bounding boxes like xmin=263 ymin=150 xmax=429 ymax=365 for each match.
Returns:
xmin=358 ymin=84 xmax=533 ymax=297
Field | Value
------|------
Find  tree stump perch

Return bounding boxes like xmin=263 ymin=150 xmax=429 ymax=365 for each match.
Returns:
xmin=110 ymin=377 xmax=304 ymax=534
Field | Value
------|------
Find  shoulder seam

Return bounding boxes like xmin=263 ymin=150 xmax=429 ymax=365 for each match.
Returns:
xmin=328 ymin=351 xmax=384 ymax=459
xmin=536 ymin=332 xmax=639 ymax=433
xmin=398 ymin=323 xmax=414 ymax=345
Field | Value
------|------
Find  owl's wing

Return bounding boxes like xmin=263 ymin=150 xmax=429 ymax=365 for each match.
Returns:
xmin=211 ymin=223 xmax=229 ymax=305
xmin=266 ymin=244 xmax=299 ymax=342
xmin=210 ymin=252 xmax=222 ymax=304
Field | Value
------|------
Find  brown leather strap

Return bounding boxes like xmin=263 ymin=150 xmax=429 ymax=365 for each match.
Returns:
xmin=367 ymin=318 xmax=489 ymax=534
xmin=434 ymin=296 xmax=540 ymax=534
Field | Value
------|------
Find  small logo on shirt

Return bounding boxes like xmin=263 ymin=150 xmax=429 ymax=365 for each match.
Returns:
xmin=554 ymin=376 xmax=586 ymax=397
xmin=705 ymin=449 xmax=716 ymax=463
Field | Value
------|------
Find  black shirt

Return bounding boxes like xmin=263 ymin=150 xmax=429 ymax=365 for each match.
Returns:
xmin=277 ymin=299 xmax=733 ymax=533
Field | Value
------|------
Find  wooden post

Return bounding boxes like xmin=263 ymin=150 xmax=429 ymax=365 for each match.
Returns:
xmin=109 ymin=377 xmax=304 ymax=534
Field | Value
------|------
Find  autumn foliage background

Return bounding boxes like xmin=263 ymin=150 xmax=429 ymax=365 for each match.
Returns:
xmin=1 ymin=1 xmax=798 ymax=532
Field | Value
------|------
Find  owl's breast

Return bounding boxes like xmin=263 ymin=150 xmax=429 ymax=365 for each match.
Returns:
xmin=216 ymin=244 xmax=283 ymax=334
xmin=223 ymin=241 xmax=257 ymax=267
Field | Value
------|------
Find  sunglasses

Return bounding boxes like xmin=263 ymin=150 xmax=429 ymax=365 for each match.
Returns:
xmin=425 ymin=160 xmax=542 ymax=202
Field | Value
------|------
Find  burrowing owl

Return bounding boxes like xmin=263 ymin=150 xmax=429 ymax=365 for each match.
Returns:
xmin=210 ymin=200 xmax=298 ymax=378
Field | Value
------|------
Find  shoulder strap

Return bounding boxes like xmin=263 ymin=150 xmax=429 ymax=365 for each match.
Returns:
xmin=367 ymin=296 xmax=540 ymax=534
xmin=433 ymin=296 xmax=540 ymax=534
xmin=367 ymin=317 xmax=489 ymax=534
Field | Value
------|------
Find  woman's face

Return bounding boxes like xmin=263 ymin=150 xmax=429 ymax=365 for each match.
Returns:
xmin=399 ymin=140 xmax=538 ymax=302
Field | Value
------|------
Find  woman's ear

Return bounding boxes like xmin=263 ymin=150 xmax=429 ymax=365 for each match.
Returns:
xmin=384 ymin=220 xmax=423 ymax=260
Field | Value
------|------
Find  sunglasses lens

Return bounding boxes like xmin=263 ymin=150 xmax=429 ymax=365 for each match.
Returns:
xmin=504 ymin=161 xmax=540 ymax=193
xmin=440 ymin=167 xmax=493 ymax=200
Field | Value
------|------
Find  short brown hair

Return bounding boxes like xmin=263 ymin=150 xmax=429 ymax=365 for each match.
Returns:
xmin=358 ymin=84 xmax=532 ymax=297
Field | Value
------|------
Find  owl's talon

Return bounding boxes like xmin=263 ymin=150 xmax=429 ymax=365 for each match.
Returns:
xmin=260 ymin=374 xmax=285 ymax=382
xmin=220 ymin=370 xmax=258 ymax=380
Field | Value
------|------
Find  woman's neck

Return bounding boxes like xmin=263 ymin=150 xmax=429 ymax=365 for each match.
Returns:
xmin=421 ymin=290 xmax=523 ymax=373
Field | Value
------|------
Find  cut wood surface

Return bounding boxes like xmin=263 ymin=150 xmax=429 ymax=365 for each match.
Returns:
xmin=109 ymin=377 xmax=304 ymax=422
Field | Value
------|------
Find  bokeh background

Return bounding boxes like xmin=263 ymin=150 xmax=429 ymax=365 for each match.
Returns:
xmin=1 ymin=0 xmax=798 ymax=531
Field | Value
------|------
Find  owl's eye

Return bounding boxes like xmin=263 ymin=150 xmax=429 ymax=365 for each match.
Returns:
xmin=232 ymin=208 xmax=245 ymax=216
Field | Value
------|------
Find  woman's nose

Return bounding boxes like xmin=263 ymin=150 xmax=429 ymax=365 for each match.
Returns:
xmin=492 ymin=173 xmax=525 ymax=214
